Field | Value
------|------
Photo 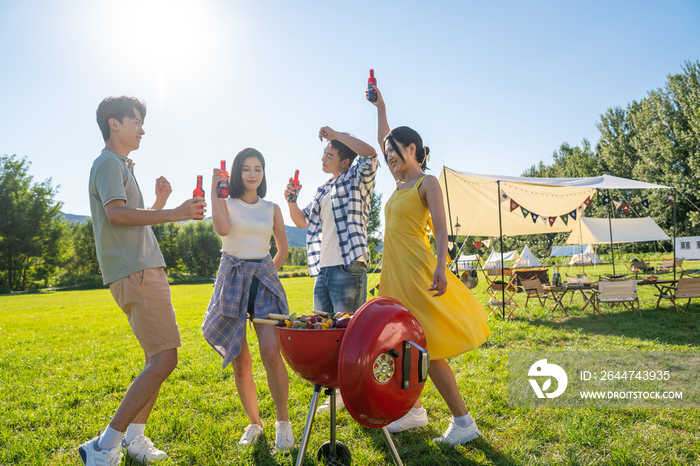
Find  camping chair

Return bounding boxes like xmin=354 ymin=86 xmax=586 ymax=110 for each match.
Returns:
xmin=593 ymin=279 xmax=639 ymax=317
xmin=659 ymin=259 xmax=684 ymax=273
xmin=521 ymin=277 xmax=553 ymax=310
xmin=486 ymin=270 xmax=519 ymax=318
xmin=627 ymin=259 xmax=654 ymax=274
xmin=655 ymin=274 xmax=700 ymax=315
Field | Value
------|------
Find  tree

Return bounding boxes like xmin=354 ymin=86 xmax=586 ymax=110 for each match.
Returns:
xmin=0 ymin=155 xmax=67 ymax=290
xmin=70 ymin=218 xmax=100 ymax=275
xmin=152 ymin=222 xmax=181 ymax=273
xmin=367 ymin=191 xmax=383 ymax=264
xmin=176 ymin=220 xmax=221 ymax=277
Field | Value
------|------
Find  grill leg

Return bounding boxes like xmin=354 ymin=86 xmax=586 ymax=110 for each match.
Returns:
xmin=380 ymin=426 xmax=404 ymax=466
xmin=328 ymin=388 xmax=337 ymax=458
xmin=295 ymin=384 xmax=322 ymax=466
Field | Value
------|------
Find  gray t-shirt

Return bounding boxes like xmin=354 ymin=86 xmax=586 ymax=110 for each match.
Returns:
xmin=89 ymin=149 xmax=165 ymax=285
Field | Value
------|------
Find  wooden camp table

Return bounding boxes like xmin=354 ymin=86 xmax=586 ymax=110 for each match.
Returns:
xmin=636 ymin=279 xmax=678 ymax=295
xmin=542 ymin=283 xmax=598 ymax=316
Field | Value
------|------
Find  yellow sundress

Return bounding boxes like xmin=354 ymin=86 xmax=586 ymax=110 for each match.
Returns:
xmin=378 ymin=176 xmax=491 ymax=360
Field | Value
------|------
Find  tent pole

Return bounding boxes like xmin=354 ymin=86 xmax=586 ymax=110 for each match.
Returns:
xmin=673 ymin=188 xmax=677 ymax=280
xmin=607 ymin=189 xmax=615 ymax=275
xmin=443 ymin=166 xmax=456 ymax=272
xmin=497 ymin=181 xmax=505 ymax=318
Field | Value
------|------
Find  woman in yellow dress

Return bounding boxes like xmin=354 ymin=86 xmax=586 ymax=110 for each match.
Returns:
xmin=367 ymin=84 xmax=491 ymax=446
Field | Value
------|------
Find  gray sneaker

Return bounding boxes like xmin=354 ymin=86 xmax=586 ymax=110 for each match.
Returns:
xmin=78 ymin=436 xmax=123 ymax=466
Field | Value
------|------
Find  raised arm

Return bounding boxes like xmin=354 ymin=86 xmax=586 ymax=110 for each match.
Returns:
xmin=150 ymin=176 xmax=172 ymax=210
xmin=420 ymin=175 xmax=448 ymax=297
xmin=284 ymin=177 xmax=309 ymax=228
xmin=271 ymin=204 xmax=289 ymax=270
xmin=210 ymin=168 xmax=230 ymax=236
xmin=367 ymin=84 xmax=390 ymax=151
xmin=318 ymin=127 xmax=376 ymax=158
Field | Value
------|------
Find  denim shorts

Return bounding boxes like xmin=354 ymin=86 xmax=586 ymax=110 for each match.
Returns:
xmin=313 ymin=260 xmax=368 ymax=315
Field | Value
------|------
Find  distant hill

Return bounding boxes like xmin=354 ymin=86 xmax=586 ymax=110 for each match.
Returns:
xmin=59 ymin=212 xmax=89 ymax=224
xmin=59 ymin=211 xmax=308 ymax=248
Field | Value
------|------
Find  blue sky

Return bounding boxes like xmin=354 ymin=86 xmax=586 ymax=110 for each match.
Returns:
xmin=1 ymin=0 xmax=698 ymax=228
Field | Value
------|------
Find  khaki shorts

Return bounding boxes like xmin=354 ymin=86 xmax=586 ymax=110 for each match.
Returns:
xmin=109 ymin=267 xmax=181 ymax=357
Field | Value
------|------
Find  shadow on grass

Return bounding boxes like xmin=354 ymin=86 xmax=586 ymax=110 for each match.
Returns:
xmin=526 ymin=301 xmax=700 ymax=347
xmin=363 ymin=425 xmax=518 ymax=466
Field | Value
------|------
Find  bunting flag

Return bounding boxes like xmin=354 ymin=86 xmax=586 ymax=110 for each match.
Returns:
xmin=642 ymin=199 xmax=649 ymax=208
xmin=569 ymin=209 xmax=577 ymax=220
xmin=483 ymin=239 xmax=491 ymax=248
xmin=602 ymin=194 xmax=611 ymax=205
xmin=540 ymin=216 xmax=548 ymax=226
xmin=667 ymin=194 xmax=675 ymax=203
xmin=474 ymin=241 xmax=482 ymax=250
xmin=621 ymin=204 xmax=630 ymax=214
xmin=531 ymin=212 xmax=539 ymax=223
xmin=500 ymin=191 xmax=510 ymax=203
xmin=510 ymin=199 xmax=520 ymax=212
xmin=583 ymin=196 xmax=591 ymax=208
xmin=549 ymin=216 xmax=557 ymax=227
xmin=613 ymin=200 xmax=622 ymax=208
xmin=577 ymin=204 xmax=585 ymax=216
xmin=560 ymin=214 xmax=569 ymax=225
xmin=521 ymin=207 xmax=529 ymax=218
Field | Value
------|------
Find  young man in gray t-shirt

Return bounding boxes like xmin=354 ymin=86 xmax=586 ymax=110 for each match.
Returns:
xmin=79 ymin=96 xmax=206 ymax=466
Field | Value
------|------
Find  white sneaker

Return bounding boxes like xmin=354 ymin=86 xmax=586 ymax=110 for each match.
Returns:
xmin=238 ymin=424 xmax=264 ymax=446
xmin=78 ymin=436 xmax=123 ymax=466
xmin=273 ymin=420 xmax=294 ymax=454
xmin=386 ymin=407 xmax=429 ymax=433
xmin=316 ymin=390 xmax=345 ymax=414
xmin=121 ymin=434 xmax=168 ymax=462
xmin=432 ymin=418 xmax=480 ymax=446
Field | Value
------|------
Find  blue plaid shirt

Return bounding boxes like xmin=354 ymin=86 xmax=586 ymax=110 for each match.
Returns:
xmin=202 ymin=253 xmax=289 ymax=368
xmin=303 ymin=153 xmax=378 ymax=277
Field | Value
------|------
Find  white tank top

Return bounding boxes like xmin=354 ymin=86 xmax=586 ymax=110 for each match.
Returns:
xmin=220 ymin=197 xmax=274 ymax=259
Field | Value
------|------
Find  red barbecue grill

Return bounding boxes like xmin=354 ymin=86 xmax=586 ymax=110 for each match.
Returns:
xmin=277 ymin=297 xmax=430 ymax=466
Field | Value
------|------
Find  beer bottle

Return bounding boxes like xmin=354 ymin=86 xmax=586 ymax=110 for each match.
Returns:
xmin=287 ymin=170 xmax=300 ymax=202
xmin=193 ymin=175 xmax=205 ymax=219
xmin=217 ymin=160 xmax=229 ymax=198
xmin=367 ymin=69 xmax=377 ymax=102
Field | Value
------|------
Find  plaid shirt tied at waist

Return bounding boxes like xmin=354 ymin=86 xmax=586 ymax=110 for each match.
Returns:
xmin=303 ymin=153 xmax=378 ymax=277
xmin=202 ymin=253 xmax=289 ymax=368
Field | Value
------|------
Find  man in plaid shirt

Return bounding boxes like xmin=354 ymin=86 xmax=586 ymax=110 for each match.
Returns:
xmin=286 ymin=126 xmax=377 ymax=317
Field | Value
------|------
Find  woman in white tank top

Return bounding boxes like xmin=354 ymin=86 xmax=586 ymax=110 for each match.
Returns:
xmin=202 ymin=148 xmax=294 ymax=453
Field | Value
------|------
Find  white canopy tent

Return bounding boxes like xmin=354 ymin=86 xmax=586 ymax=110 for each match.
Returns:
xmin=514 ymin=245 xmax=542 ymax=267
xmin=566 ymin=217 xmax=670 ymax=244
xmin=457 ymin=254 xmax=480 ymax=270
xmin=438 ymin=169 xmax=669 ymax=237
xmin=569 ymin=245 xmax=603 ymax=265
xmin=438 ymin=168 xmax=671 ymax=317
xmin=484 ymin=249 xmax=520 ymax=268
xmin=551 ymin=245 xmax=591 ymax=257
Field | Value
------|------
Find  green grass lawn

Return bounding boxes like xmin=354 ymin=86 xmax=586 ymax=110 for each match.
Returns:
xmin=1 ymin=267 xmax=700 ymax=465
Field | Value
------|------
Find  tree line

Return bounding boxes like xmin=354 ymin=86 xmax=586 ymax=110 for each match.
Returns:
xmin=0 ymin=153 xmax=383 ymax=292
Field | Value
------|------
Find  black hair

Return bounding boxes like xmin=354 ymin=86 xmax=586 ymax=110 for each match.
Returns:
xmin=383 ymin=126 xmax=430 ymax=172
xmin=96 ymin=96 xmax=147 ymax=142
xmin=229 ymin=148 xmax=267 ymax=198
xmin=330 ymin=138 xmax=358 ymax=166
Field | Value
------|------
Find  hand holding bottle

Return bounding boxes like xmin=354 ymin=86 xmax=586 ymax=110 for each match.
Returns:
xmin=285 ymin=175 xmax=303 ymax=203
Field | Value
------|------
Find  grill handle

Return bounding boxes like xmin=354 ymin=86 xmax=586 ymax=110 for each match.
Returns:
xmin=400 ymin=340 xmax=429 ymax=389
